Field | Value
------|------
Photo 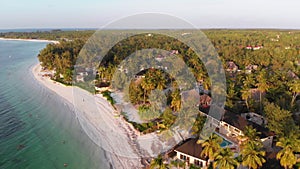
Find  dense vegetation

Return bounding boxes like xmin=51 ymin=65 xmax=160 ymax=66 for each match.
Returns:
xmin=38 ymin=39 xmax=86 ymax=84
xmin=0 ymin=29 xmax=94 ymax=40
xmin=3 ymin=29 xmax=300 ymax=168
xmin=29 ymin=29 xmax=300 ymax=131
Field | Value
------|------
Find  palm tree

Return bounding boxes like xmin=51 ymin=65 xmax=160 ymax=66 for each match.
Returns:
xmin=276 ymin=136 xmax=300 ymax=169
xmin=98 ymin=66 xmax=106 ymax=80
xmin=241 ymin=86 xmax=251 ymax=109
xmin=202 ymin=79 xmax=211 ymax=90
xmin=213 ymin=148 xmax=239 ymax=169
xmin=255 ymin=71 xmax=269 ymax=114
xmin=141 ymin=78 xmax=155 ymax=104
xmin=170 ymin=89 xmax=181 ymax=111
xmin=155 ymin=71 xmax=167 ymax=90
xmin=288 ymin=79 xmax=300 ymax=108
xmin=226 ymin=83 xmax=237 ymax=109
xmin=150 ymin=155 xmax=168 ymax=169
xmin=191 ymin=114 xmax=207 ymax=136
xmin=198 ymin=134 xmax=222 ymax=161
xmin=241 ymin=143 xmax=266 ymax=169
xmin=243 ymin=74 xmax=255 ymax=88
xmin=240 ymin=126 xmax=261 ymax=146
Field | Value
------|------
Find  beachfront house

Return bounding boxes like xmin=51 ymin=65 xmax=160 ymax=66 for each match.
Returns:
xmin=226 ymin=61 xmax=239 ymax=73
xmin=199 ymin=110 xmax=274 ymax=151
xmin=199 ymin=94 xmax=212 ymax=108
xmin=76 ymin=75 xmax=85 ymax=82
xmin=74 ymin=67 xmax=89 ymax=82
xmin=95 ymin=82 xmax=110 ymax=92
xmin=222 ymin=111 xmax=273 ymax=150
xmin=171 ymin=107 xmax=274 ymax=168
xmin=174 ymin=138 xmax=209 ymax=168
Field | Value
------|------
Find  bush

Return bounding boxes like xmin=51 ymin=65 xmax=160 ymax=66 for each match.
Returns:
xmin=101 ymin=90 xmax=115 ymax=105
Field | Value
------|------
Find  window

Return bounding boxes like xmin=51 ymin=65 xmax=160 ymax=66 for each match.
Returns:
xmin=180 ymin=154 xmax=186 ymax=160
xmin=180 ymin=154 xmax=184 ymax=159
xmin=194 ymin=160 xmax=200 ymax=166
xmin=194 ymin=160 xmax=203 ymax=167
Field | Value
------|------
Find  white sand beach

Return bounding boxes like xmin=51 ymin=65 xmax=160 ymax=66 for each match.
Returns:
xmin=32 ymin=63 xmax=186 ymax=168
xmin=0 ymin=38 xmax=59 ymax=44
xmin=32 ymin=64 xmax=146 ymax=168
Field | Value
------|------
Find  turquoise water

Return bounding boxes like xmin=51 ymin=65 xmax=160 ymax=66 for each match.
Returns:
xmin=0 ymin=40 xmax=108 ymax=169
xmin=220 ymin=139 xmax=232 ymax=147
xmin=214 ymin=132 xmax=232 ymax=147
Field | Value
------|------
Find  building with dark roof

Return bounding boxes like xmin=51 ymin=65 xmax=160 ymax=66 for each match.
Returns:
xmin=174 ymin=138 xmax=208 ymax=168
xmin=199 ymin=110 xmax=274 ymax=151
xmin=199 ymin=94 xmax=211 ymax=108
xmin=219 ymin=111 xmax=274 ymax=151
xmin=95 ymin=82 xmax=110 ymax=92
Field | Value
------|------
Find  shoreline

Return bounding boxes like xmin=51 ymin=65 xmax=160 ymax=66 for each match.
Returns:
xmin=31 ymin=63 xmax=145 ymax=168
xmin=31 ymin=63 xmax=184 ymax=168
xmin=0 ymin=37 xmax=59 ymax=44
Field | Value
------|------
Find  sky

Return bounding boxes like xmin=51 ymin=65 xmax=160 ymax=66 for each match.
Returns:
xmin=0 ymin=0 xmax=300 ymax=29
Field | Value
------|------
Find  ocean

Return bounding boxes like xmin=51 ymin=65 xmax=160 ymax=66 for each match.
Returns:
xmin=0 ymin=40 xmax=107 ymax=169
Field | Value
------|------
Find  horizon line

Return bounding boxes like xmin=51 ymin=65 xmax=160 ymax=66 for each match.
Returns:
xmin=1 ymin=27 xmax=300 ymax=31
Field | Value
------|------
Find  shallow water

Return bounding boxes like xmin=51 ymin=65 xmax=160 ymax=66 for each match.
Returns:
xmin=0 ymin=40 xmax=108 ymax=169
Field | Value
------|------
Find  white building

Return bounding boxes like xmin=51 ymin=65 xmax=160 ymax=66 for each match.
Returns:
xmin=199 ymin=110 xmax=274 ymax=151
xmin=95 ymin=82 xmax=110 ymax=92
xmin=174 ymin=138 xmax=208 ymax=168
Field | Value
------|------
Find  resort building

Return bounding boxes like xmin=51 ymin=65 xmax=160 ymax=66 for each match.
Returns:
xmin=76 ymin=75 xmax=85 ymax=82
xmin=75 ymin=67 xmax=90 ymax=82
xmin=225 ymin=61 xmax=239 ymax=73
xmin=200 ymin=110 xmax=274 ymax=151
xmin=199 ymin=94 xmax=212 ymax=108
xmin=95 ymin=82 xmax=110 ymax=92
xmin=174 ymin=138 xmax=208 ymax=168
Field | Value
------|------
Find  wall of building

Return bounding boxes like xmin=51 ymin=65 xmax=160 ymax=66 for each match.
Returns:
xmin=175 ymin=151 xmax=207 ymax=168
xmin=261 ymin=136 xmax=273 ymax=151
xmin=219 ymin=122 xmax=243 ymax=137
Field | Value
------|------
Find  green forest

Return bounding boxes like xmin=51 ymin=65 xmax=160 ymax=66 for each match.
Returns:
xmin=0 ymin=29 xmax=94 ymax=40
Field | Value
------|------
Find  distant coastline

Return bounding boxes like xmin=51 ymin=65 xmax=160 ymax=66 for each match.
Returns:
xmin=0 ymin=37 xmax=59 ymax=44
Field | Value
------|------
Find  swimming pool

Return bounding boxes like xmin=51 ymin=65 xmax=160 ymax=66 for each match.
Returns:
xmin=220 ymin=139 xmax=232 ymax=147
xmin=214 ymin=132 xmax=233 ymax=147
